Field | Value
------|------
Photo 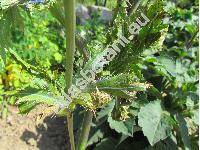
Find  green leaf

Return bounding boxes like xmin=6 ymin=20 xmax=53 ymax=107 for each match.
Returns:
xmin=94 ymin=138 xmax=116 ymax=150
xmin=7 ymin=48 xmax=55 ymax=85
xmin=175 ymin=113 xmax=191 ymax=150
xmin=108 ymin=117 xmax=134 ymax=136
xmin=97 ymin=100 xmax=115 ymax=120
xmin=18 ymin=101 xmax=37 ymax=114
xmin=116 ymin=134 xmax=129 ymax=147
xmin=87 ymin=129 xmax=104 ymax=146
xmin=88 ymin=74 xmax=151 ymax=98
xmin=147 ymin=86 xmax=163 ymax=100
xmin=191 ymin=109 xmax=199 ymax=125
xmin=54 ymin=52 xmax=62 ymax=63
xmin=7 ymin=48 xmax=37 ymax=72
xmin=129 ymin=94 xmax=149 ymax=116
xmin=0 ymin=14 xmax=12 ymax=48
xmin=138 ymin=100 xmax=172 ymax=145
xmin=157 ymin=55 xmax=176 ymax=77
xmin=108 ymin=0 xmax=167 ymax=73
xmin=17 ymin=92 xmax=68 ymax=108
xmin=0 ymin=50 xmax=6 ymax=73
xmin=0 ymin=0 xmax=20 ymax=10
xmin=144 ymin=137 xmax=177 ymax=150
xmin=49 ymin=1 xmax=65 ymax=26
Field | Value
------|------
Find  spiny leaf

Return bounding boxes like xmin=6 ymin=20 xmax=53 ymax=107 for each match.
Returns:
xmin=87 ymin=74 xmax=151 ymax=98
xmin=17 ymin=92 xmax=69 ymax=108
xmin=108 ymin=0 xmax=167 ymax=73
xmin=7 ymin=48 xmax=57 ymax=86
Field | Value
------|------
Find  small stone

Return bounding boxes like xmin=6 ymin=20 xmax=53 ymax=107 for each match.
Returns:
xmin=27 ymin=138 xmax=37 ymax=147
xmin=88 ymin=6 xmax=113 ymax=23
xmin=6 ymin=116 xmax=14 ymax=126
xmin=76 ymin=4 xmax=90 ymax=25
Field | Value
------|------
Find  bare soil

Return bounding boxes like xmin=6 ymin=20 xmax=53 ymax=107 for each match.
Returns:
xmin=0 ymin=105 xmax=71 ymax=150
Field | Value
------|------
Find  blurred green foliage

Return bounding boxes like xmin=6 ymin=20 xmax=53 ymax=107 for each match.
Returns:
xmin=0 ymin=0 xmax=199 ymax=149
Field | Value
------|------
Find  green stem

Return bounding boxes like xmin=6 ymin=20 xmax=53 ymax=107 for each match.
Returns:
xmin=63 ymin=0 xmax=76 ymax=150
xmin=77 ymin=111 xmax=93 ymax=150
xmin=63 ymin=0 xmax=76 ymax=90
xmin=76 ymin=24 xmax=91 ymax=150
xmin=67 ymin=113 xmax=76 ymax=150
xmin=76 ymin=42 xmax=92 ymax=150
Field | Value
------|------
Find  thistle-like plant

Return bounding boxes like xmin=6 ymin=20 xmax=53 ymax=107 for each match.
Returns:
xmin=0 ymin=0 xmax=198 ymax=150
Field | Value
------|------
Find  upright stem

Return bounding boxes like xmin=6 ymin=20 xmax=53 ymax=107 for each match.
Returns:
xmin=95 ymin=0 xmax=99 ymax=5
xmin=63 ymin=0 xmax=76 ymax=150
xmin=77 ymin=111 xmax=93 ymax=150
xmin=103 ymin=0 xmax=107 ymax=6
xmin=67 ymin=113 xmax=76 ymax=150
xmin=76 ymin=37 xmax=93 ymax=150
xmin=63 ymin=0 xmax=75 ymax=89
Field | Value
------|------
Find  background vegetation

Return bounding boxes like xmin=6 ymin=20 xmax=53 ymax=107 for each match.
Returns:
xmin=0 ymin=0 xmax=199 ymax=149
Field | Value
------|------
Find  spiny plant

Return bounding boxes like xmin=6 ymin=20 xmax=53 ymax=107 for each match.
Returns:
xmin=0 ymin=0 xmax=198 ymax=150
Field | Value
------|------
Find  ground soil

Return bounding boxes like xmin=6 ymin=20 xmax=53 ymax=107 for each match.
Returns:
xmin=0 ymin=105 xmax=71 ymax=150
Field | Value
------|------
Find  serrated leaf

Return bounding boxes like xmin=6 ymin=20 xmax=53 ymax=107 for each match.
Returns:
xmin=17 ymin=92 xmax=68 ymax=108
xmin=18 ymin=101 xmax=37 ymax=114
xmin=87 ymin=74 xmax=151 ymax=98
xmin=87 ymin=129 xmax=104 ymax=146
xmin=138 ymin=100 xmax=172 ymax=145
xmin=7 ymin=48 xmax=58 ymax=89
xmin=108 ymin=117 xmax=134 ymax=136
xmin=108 ymin=0 xmax=167 ymax=73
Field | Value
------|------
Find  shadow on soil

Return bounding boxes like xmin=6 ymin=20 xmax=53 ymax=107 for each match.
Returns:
xmin=20 ymin=116 xmax=70 ymax=150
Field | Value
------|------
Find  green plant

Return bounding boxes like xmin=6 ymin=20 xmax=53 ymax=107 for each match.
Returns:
xmin=0 ymin=0 xmax=198 ymax=150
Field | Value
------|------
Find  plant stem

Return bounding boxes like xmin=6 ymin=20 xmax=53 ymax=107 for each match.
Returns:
xmin=103 ymin=0 xmax=107 ymax=6
xmin=63 ymin=0 xmax=75 ymax=90
xmin=77 ymin=111 xmax=93 ymax=150
xmin=63 ymin=0 xmax=76 ymax=150
xmin=67 ymin=113 xmax=76 ymax=150
xmin=76 ymin=27 xmax=91 ymax=150
xmin=186 ymin=29 xmax=199 ymax=50
xmin=95 ymin=0 xmax=99 ymax=6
